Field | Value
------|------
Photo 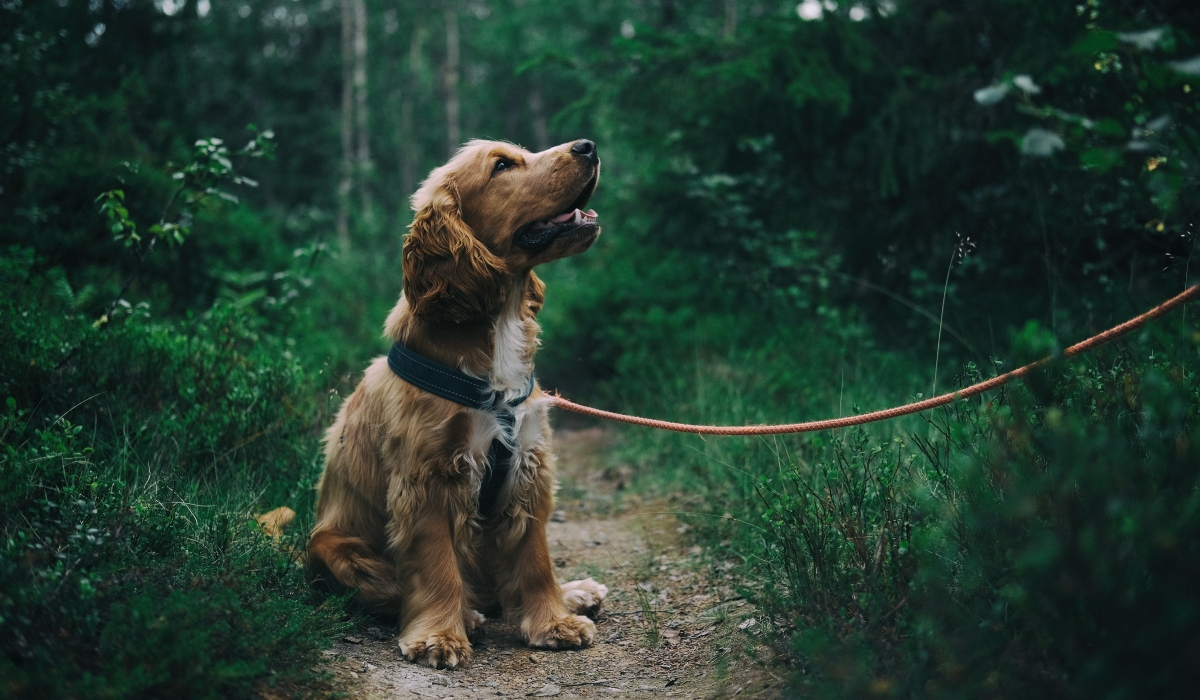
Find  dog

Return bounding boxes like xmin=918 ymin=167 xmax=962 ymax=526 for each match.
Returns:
xmin=308 ymin=138 xmax=608 ymax=669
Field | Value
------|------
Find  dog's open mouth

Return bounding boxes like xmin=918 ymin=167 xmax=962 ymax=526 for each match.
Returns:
xmin=513 ymin=174 xmax=599 ymax=251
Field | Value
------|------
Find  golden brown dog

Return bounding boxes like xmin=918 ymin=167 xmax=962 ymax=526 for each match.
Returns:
xmin=308 ymin=139 xmax=607 ymax=669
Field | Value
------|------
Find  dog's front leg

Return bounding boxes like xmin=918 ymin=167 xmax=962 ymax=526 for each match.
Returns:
xmin=391 ymin=466 xmax=476 ymax=669
xmin=491 ymin=450 xmax=597 ymax=650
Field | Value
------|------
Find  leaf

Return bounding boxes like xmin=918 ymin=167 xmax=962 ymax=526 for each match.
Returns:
xmin=973 ymin=84 xmax=1010 ymax=106
xmin=1071 ymin=30 xmax=1119 ymax=55
xmin=985 ymin=128 xmax=1024 ymax=146
xmin=514 ymin=50 xmax=578 ymax=76
xmin=1079 ymin=147 xmax=1122 ymax=172
xmin=1013 ymin=75 xmax=1041 ymax=95
xmin=1167 ymin=55 xmax=1200 ymax=75
xmin=1143 ymin=59 xmax=1170 ymax=88
xmin=1094 ymin=119 xmax=1126 ymax=137
xmin=1020 ymin=128 xmax=1065 ymax=157
xmin=1117 ymin=27 xmax=1166 ymax=51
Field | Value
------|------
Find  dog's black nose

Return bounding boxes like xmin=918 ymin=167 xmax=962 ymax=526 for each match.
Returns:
xmin=571 ymin=139 xmax=598 ymax=163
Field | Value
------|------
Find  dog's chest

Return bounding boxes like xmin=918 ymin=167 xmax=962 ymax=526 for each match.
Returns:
xmin=464 ymin=400 xmax=549 ymax=503
xmin=468 ymin=284 xmax=547 ymax=508
xmin=488 ymin=286 xmax=538 ymax=401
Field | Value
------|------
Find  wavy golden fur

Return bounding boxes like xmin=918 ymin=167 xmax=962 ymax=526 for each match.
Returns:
xmin=308 ymin=139 xmax=606 ymax=669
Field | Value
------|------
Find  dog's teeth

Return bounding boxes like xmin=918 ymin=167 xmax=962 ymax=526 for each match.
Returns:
xmin=573 ymin=209 xmax=582 ymax=224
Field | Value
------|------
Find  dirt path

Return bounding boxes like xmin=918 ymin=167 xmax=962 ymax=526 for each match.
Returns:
xmin=322 ymin=428 xmax=782 ymax=699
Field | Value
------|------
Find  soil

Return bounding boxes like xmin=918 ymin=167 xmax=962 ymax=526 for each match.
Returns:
xmin=321 ymin=427 xmax=784 ymax=699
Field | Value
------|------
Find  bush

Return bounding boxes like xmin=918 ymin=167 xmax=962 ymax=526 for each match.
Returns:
xmin=733 ymin=330 xmax=1200 ymax=697
xmin=0 ymin=248 xmax=347 ymax=699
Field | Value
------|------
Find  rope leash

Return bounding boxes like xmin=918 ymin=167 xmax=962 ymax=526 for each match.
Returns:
xmin=549 ymin=285 xmax=1200 ymax=436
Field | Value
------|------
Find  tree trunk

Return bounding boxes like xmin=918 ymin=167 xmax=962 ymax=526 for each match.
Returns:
xmin=337 ymin=0 xmax=354 ymax=249
xmin=353 ymin=0 xmax=372 ymax=226
xmin=400 ymin=17 xmax=424 ymax=203
xmin=443 ymin=4 xmax=460 ymax=158
xmin=661 ymin=0 xmax=676 ymax=27
xmin=724 ymin=0 xmax=737 ymax=39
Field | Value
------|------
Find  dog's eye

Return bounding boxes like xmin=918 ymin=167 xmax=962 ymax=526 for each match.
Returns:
xmin=492 ymin=158 xmax=514 ymax=175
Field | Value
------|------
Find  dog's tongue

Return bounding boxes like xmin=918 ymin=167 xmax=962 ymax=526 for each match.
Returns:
xmin=549 ymin=208 xmax=600 ymax=224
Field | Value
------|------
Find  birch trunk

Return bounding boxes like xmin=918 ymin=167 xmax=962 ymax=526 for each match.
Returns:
xmin=443 ymin=4 xmax=460 ymax=158
xmin=400 ymin=18 xmax=424 ymax=201
xmin=337 ymin=0 xmax=354 ymax=249
xmin=353 ymin=0 xmax=372 ymax=225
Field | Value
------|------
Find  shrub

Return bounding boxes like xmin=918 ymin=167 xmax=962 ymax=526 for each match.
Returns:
xmin=0 ymin=248 xmax=347 ymax=699
xmin=743 ymin=333 xmax=1200 ymax=697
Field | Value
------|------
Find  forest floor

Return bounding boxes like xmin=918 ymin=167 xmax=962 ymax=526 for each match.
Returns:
xmin=319 ymin=427 xmax=784 ymax=700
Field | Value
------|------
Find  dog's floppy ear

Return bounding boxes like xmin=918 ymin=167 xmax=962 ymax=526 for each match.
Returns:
xmin=402 ymin=183 xmax=508 ymax=322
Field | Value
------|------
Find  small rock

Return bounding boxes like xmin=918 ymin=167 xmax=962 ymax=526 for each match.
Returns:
xmin=529 ymin=652 xmax=543 ymax=663
xmin=737 ymin=617 xmax=757 ymax=630
xmin=343 ymin=635 xmax=365 ymax=644
xmin=550 ymin=510 xmax=567 ymax=523
xmin=349 ymin=671 xmax=359 ymax=679
xmin=432 ymin=674 xmax=451 ymax=686
xmin=486 ymin=681 xmax=500 ymax=688
xmin=532 ymin=684 xmax=561 ymax=697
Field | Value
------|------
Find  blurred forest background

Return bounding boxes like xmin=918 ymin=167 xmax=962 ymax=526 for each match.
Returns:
xmin=3 ymin=0 xmax=1199 ymax=697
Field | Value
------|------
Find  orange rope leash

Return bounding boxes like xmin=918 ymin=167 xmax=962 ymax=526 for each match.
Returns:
xmin=549 ymin=285 xmax=1200 ymax=436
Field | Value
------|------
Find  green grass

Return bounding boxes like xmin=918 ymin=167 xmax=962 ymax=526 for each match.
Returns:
xmin=562 ymin=289 xmax=1200 ymax=698
xmin=0 ymin=248 xmax=350 ymax=699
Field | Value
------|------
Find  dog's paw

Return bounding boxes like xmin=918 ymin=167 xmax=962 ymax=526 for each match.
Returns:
xmin=525 ymin=614 xmax=596 ymax=650
xmin=399 ymin=631 xmax=472 ymax=669
xmin=561 ymin=578 xmax=608 ymax=618
xmin=464 ymin=609 xmax=486 ymax=639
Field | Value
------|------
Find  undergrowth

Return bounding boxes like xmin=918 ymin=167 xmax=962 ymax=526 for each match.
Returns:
xmin=0 ymin=248 xmax=349 ymax=699
xmin=596 ymin=295 xmax=1200 ymax=698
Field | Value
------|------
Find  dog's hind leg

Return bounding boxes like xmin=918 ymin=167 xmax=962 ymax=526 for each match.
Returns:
xmin=307 ymin=528 xmax=403 ymax=616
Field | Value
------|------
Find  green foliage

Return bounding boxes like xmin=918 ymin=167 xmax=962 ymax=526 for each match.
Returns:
xmin=0 ymin=249 xmax=347 ymax=699
xmin=643 ymin=325 xmax=1200 ymax=698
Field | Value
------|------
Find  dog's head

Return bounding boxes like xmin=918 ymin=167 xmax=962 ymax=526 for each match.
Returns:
xmin=403 ymin=139 xmax=601 ymax=322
